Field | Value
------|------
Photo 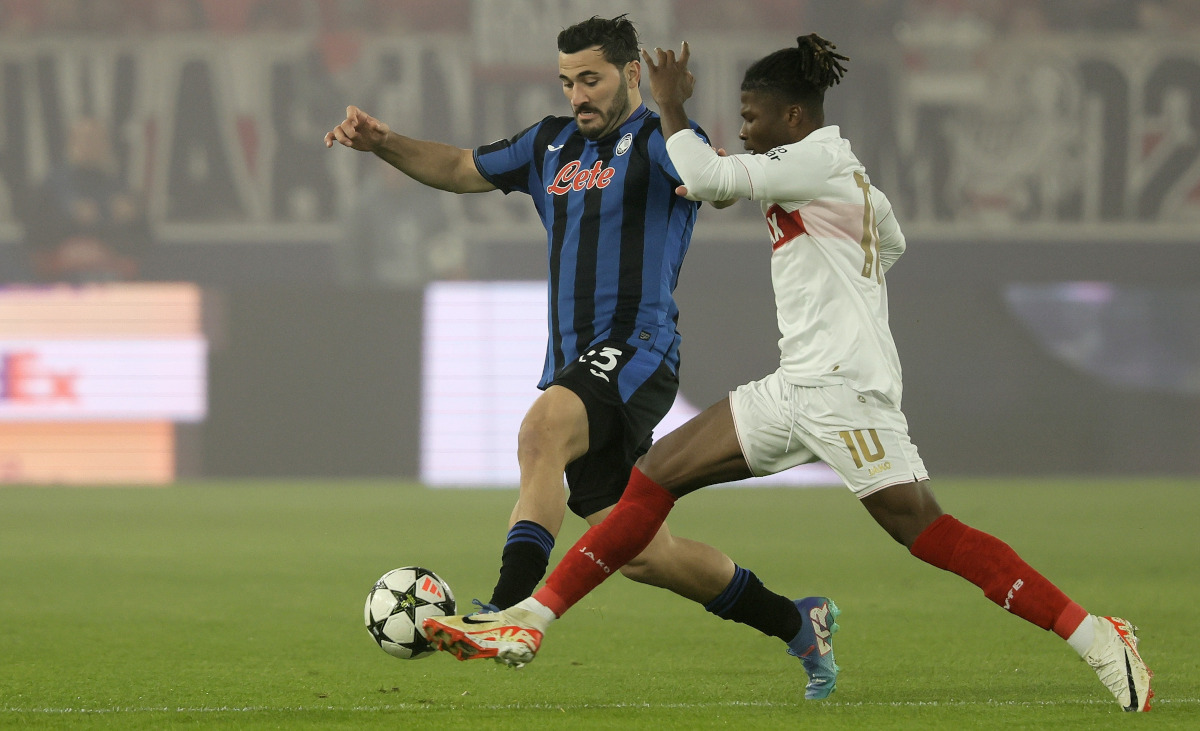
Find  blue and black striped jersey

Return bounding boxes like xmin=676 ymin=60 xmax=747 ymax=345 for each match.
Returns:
xmin=474 ymin=104 xmax=706 ymax=398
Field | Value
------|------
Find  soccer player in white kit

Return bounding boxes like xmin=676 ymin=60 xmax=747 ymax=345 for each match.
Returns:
xmin=424 ymin=35 xmax=1153 ymax=712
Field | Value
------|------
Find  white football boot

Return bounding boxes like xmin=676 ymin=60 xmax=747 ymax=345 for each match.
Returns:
xmin=423 ymin=606 xmax=548 ymax=668
xmin=1084 ymin=616 xmax=1152 ymax=712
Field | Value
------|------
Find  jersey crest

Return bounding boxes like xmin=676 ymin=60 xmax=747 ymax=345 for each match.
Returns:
xmin=615 ymin=132 xmax=633 ymax=156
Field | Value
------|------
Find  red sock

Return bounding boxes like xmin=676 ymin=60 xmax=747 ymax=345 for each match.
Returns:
xmin=910 ymin=515 xmax=1087 ymax=638
xmin=534 ymin=468 xmax=676 ymax=617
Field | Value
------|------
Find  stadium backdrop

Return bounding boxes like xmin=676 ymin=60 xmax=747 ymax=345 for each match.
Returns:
xmin=1 ymin=27 xmax=1198 ymax=483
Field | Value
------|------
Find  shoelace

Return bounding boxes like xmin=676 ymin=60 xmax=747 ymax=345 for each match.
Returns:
xmin=468 ymin=598 xmax=499 ymax=616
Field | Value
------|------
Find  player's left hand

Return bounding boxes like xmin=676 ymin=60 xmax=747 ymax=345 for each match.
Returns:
xmin=641 ymin=42 xmax=694 ymax=109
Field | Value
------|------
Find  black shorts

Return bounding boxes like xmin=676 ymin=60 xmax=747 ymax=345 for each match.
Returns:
xmin=551 ymin=340 xmax=679 ymax=518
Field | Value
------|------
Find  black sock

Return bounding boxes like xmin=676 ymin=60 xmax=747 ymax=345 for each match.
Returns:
xmin=488 ymin=520 xmax=555 ymax=609
xmin=704 ymin=566 xmax=803 ymax=642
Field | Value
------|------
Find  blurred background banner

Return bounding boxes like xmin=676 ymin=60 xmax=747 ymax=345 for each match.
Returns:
xmin=3 ymin=5 xmax=1200 ymax=244
xmin=419 ymin=281 xmax=839 ymax=486
xmin=0 ymin=0 xmax=1197 ymax=483
xmin=0 ymin=283 xmax=205 ymax=482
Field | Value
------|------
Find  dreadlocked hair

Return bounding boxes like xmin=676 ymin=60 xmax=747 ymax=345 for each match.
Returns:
xmin=741 ymin=33 xmax=849 ymax=108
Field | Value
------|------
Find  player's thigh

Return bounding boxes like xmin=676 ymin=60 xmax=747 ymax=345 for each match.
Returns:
xmin=638 ymin=396 xmax=753 ymax=496
xmin=517 ymin=385 xmax=590 ymax=465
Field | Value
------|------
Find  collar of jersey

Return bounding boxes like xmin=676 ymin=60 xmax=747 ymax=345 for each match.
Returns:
xmin=800 ymin=125 xmax=841 ymax=144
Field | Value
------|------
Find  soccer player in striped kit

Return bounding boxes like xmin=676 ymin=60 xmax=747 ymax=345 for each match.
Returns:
xmin=327 ymin=15 xmax=835 ymax=691
xmin=423 ymin=34 xmax=1154 ymax=712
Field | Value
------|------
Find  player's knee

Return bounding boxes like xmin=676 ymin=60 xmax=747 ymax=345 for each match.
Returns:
xmin=517 ymin=415 xmax=569 ymax=466
xmin=633 ymin=448 xmax=663 ymax=478
xmin=633 ymin=447 xmax=683 ymax=493
xmin=617 ymin=551 xmax=659 ymax=584
xmin=863 ymin=479 xmax=943 ymax=548
xmin=518 ymin=402 xmax=587 ymax=468
xmin=516 ymin=421 xmax=549 ymax=464
xmin=616 ymin=532 xmax=675 ymax=585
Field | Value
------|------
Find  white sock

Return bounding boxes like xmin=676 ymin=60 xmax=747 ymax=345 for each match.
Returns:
xmin=513 ymin=597 xmax=557 ymax=628
xmin=1066 ymin=614 xmax=1097 ymax=657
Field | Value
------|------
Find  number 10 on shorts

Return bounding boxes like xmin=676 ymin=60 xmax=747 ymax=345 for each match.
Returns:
xmin=839 ymin=429 xmax=885 ymax=468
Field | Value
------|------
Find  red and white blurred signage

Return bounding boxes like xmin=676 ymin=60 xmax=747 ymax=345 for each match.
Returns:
xmin=0 ymin=340 xmax=205 ymax=421
xmin=0 ymin=284 xmax=207 ymax=484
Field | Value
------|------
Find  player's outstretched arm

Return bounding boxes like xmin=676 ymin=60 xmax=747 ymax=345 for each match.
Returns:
xmin=324 ymin=105 xmax=494 ymax=194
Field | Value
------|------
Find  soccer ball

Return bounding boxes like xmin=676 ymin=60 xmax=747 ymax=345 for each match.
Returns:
xmin=364 ymin=566 xmax=456 ymax=659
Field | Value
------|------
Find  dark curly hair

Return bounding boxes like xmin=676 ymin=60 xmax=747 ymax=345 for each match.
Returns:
xmin=557 ymin=14 xmax=640 ymax=67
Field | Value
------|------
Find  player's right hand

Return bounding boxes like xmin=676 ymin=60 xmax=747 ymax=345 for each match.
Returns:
xmin=324 ymin=105 xmax=390 ymax=151
xmin=642 ymin=43 xmax=694 ymax=108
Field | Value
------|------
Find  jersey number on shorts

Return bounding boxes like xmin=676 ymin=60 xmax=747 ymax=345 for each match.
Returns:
xmin=853 ymin=171 xmax=882 ymax=282
xmin=580 ymin=346 xmax=624 ymax=383
xmin=839 ymin=429 xmax=885 ymax=469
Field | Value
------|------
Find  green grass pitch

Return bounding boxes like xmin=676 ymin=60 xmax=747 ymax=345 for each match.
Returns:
xmin=2 ymin=478 xmax=1198 ymax=729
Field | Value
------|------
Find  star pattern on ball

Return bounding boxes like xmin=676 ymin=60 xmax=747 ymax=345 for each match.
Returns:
xmin=390 ymin=581 xmax=431 ymax=625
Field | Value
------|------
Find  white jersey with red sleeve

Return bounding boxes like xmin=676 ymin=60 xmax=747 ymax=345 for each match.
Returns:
xmin=665 ymin=125 xmax=907 ymax=405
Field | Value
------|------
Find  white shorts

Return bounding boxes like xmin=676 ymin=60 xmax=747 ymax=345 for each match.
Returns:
xmin=729 ymin=369 xmax=929 ymax=498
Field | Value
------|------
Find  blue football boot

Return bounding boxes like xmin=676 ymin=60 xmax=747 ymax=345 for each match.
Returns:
xmin=786 ymin=596 xmax=840 ymax=699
